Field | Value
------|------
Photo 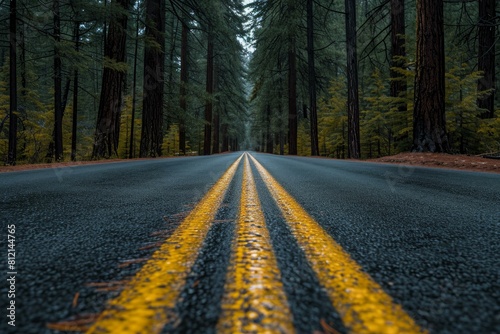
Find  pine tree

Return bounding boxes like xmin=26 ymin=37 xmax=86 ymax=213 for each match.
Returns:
xmin=71 ymin=17 xmax=80 ymax=162
xmin=413 ymin=0 xmax=448 ymax=152
xmin=93 ymin=0 xmax=130 ymax=159
xmin=179 ymin=20 xmax=188 ymax=155
xmin=129 ymin=8 xmax=140 ymax=159
xmin=203 ymin=26 xmax=214 ymax=155
xmin=390 ymin=0 xmax=406 ymax=112
xmin=7 ymin=0 xmax=17 ymax=165
xmin=53 ymin=0 xmax=64 ymax=161
xmin=477 ymin=0 xmax=496 ymax=118
xmin=288 ymin=33 xmax=298 ymax=155
xmin=140 ymin=0 xmax=165 ymax=157
xmin=307 ymin=0 xmax=319 ymax=156
xmin=345 ymin=0 xmax=361 ymax=158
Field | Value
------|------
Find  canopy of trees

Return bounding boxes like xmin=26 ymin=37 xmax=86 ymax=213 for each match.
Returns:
xmin=1 ymin=0 xmax=499 ymax=164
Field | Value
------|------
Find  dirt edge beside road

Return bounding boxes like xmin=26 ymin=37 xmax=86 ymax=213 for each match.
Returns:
xmin=369 ymin=152 xmax=499 ymax=174
xmin=0 ymin=157 xmax=160 ymax=173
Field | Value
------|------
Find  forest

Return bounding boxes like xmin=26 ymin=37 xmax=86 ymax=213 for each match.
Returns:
xmin=0 ymin=0 xmax=499 ymax=164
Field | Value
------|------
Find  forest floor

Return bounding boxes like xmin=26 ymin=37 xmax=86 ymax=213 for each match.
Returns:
xmin=369 ymin=152 xmax=500 ymax=173
xmin=0 ymin=152 xmax=499 ymax=174
xmin=0 ymin=157 xmax=157 ymax=173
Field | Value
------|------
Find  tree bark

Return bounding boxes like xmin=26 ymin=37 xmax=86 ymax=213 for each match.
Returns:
xmin=390 ymin=0 xmax=407 ymax=112
xmin=212 ymin=61 xmax=220 ymax=155
xmin=129 ymin=15 xmax=139 ymax=159
xmin=46 ymin=77 xmax=70 ymax=161
xmin=307 ymin=0 xmax=319 ymax=156
xmin=179 ymin=21 xmax=188 ymax=155
xmin=477 ymin=0 xmax=496 ymax=118
xmin=288 ymin=37 xmax=298 ymax=155
xmin=53 ymin=0 xmax=63 ymax=162
xmin=71 ymin=21 xmax=80 ymax=161
xmin=413 ymin=0 xmax=448 ymax=152
xmin=93 ymin=0 xmax=129 ymax=159
xmin=277 ymin=55 xmax=285 ymax=156
xmin=140 ymin=0 xmax=165 ymax=157
xmin=203 ymin=29 xmax=214 ymax=156
xmin=345 ymin=0 xmax=361 ymax=159
xmin=8 ymin=0 xmax=17 ymax=165
xmin=19 ymin=11 xmax=25 ymax=97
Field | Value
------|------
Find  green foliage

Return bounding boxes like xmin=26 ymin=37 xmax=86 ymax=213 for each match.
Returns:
xmin=102 ymin=57 xmax=129 ymax=73
xmin=318 ymin=51 xmax=499 ymax=158
xmin=445 ymin=62 xmax=496 ymax=153
xmin=162 ymin=124 xmax=192 ymax=156
xmin=248 ymin=0 xmax=339 ymax=154
xmin=361 ymin=67 xmax=412 ymax=157
xmin=0 ymin=64 xmax=9 ymax=162
xmin=0 ymin=57 xmax=54 ymax=163
xmin=477 ymin=116 xmax=500 ymax=153
xmin=318 ymin=80 xmax=348 ymax=158
xmin=118 ymin=95 xmax=142 ymax=158
xmin=297 ymin=118 xmax=311 ymax=156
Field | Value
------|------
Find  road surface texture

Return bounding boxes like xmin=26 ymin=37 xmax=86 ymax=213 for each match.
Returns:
xmin=1 ymin=152 xmax=499 ymax=333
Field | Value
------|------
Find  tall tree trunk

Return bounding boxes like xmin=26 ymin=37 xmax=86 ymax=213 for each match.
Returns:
xmin=93 ymin=0 xmax=129 ymax=159
xmin=345 ymin=0 xmax=361 ymax=159
xmin=129 ymin=15 xmax=139 ymax=159
xmin=277 ymin=57 xmax=285 ymax=156
xmin=307 ymin=0 xmax=319 ymax=156
xmin=179 ymin=21 xmax=188 ymax=155
xmin=62 ymin=78 xmax=72 ymax=113
xmin=46 ymin=78 xmax=70 ymax=161
xmin=203 ymin=29 xmax=214 ymax=156
xmin=413 ymin=0 xmax=448 ymax=152
xmin=53 ymin=0 xmax=63 ymax=162
xmin=19 ymin=11 xmax=25 ymax=98
xmin=477 ymin=0 xmax=496 ymax=118
xmin=166 ymin=13 xmax=176 ymax=125
xmin=7 ymin=0 xmax=17 ymax=165
xmin=19 ymin=13 xmax=26 ymax=160
xmin=390 ymin=0 xmax=407 ymax=112
xmin=103 ymin=0 xmax=107 ymax=51
xmin=69 ymin=8 xmax=79 ymax=156
xmin=71 ymin=21 xmax=80 ymax=161
xmin=212 ymin=62 xmax=219 ymax=154
xmin=288 ymin=37 xmax=297 ymax=155
xmin=140 ymin=0 xmax=165 ymax=157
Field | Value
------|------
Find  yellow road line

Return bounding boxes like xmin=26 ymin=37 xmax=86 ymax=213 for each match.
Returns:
xmin=86 ymin=155 xmax=243 ymax=334
xmin=249 ymin=153 xmax=425 ymax=334
xmin=217 ymin=153 xmax=294 ymax=333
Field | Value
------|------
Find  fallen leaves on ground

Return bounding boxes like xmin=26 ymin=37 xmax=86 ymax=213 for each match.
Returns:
xmin=370 ymin=152 xmax=499 ymax=173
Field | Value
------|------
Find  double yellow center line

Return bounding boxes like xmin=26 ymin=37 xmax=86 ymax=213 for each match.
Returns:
xmin=86 ymin=152 xmax=425 ymax=334
xmin=216 ymin=154 xmax=293 ymax=333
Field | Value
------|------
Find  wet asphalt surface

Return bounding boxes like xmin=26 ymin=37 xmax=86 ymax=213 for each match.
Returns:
xmin=1 ymin=152 xmax=499 ymax=333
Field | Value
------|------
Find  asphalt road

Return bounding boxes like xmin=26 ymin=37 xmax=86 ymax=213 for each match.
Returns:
xmin=1 ymin=152 xmax=499 ymax=333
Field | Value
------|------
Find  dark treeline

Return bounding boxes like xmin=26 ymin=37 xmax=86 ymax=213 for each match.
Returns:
xmin=1 ymin=0 xmax=247 ymax=164
xmin=1 ymin=0 xmax=499 ymax=164
xmin=248 ymin=0 xmax=499 ymax=157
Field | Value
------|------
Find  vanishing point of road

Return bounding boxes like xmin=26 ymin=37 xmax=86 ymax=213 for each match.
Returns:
xmin=1 ymin=152 xmax=499 ymax=333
